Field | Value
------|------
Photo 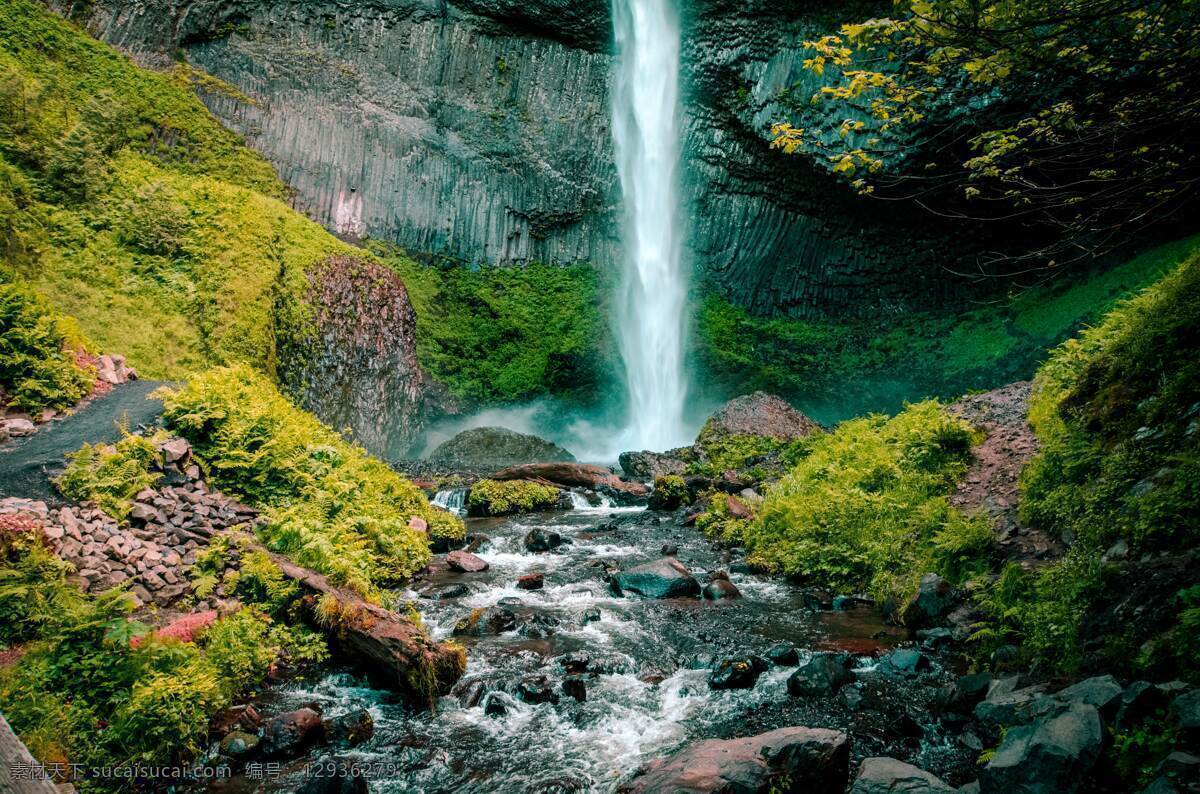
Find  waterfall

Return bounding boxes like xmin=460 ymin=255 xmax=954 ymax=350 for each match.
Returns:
xmin=431 ymin=488 xmax=467 ymax=516
xmin=611 ymin=0 xmax=691 ymax=453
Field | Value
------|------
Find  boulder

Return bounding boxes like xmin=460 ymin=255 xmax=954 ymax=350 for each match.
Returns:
xmin=979 ymin=703 xmax=1104 ymax=794
xmin=618 ymin=449 xmax=688 ymax=479
xmin=446 ymin=550 xmax=490 ymax=572
xmin=945 ymin=673 xmax=993 ymax=714
xmin=524 ymin=528 xmax=565 ymax=552
xmin=766 ymin=643 xmax=800 ymax=666
xmin=850 ymin=757 xmax=954 ymax=793
xmin=258 ymin=707 xmax=326 ymax=759
xmin=880 ymin=648 xmax=931 ymax=676
xmin=324 ymin=709 xmax=374 ymax=747
xmin=788 ymin=652 xmax=856 ymax=698
xmin=1055 ymin=675 xmax=1123 ymax=718
xmin=610 ymin=558 xmax=700 ymax=599
xmin=702 ymin=579 xmax=742 ymax=600
xmin=708 ymin=656 xmax=767 ymax=690
xmin=488 ymin=462 xmax=648 ymax=501
xmin=3 ymin=418 xmax=36 ymax=437
xmin=427 ymin=426 xmax=575 ymax=472
xmin=902 ymin=573 xmax=960 ymax=630
xmin=516 ymin=572 xmax=545 ymax=590
xmin=699 ymin=392 xmax=821 ymax=442
xmin=453 ymin=606 xmax=518 ymax=636
xmin=621 ymin=726 xmax=849 ymax=793
xmin=517 ymin=675 xmax=558 ymax=704
xmin=423 ymin=583 xmax=470 ymax=600
xmin=1171 ymin=688 xmax=1200 ymax=743
xmin=974 ymin=684 xmax=1053 ymax=731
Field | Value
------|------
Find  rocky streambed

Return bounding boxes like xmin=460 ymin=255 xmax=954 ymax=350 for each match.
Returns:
xmin=211 ymin=501 xmax=979 ymax=793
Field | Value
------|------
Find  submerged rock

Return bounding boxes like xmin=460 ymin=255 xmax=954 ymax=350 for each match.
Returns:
xmin=850 ymin=757 xmax=954 ymax=793
xmin=766 ymin=643 xmax=800 ymax=666
xmin=609 ymin=558 xmax=700 ymax=599
xmin=621 ymin=726 xmax=849 ymax=793
xmin=516 ymin=572 xmax=545 ymax=590
xmin=427 ymin=426 xmax=575 ymax=472
xmin=518 ymin=675 xmax=559 ymax=705
xmin=324 ymin=709 xmax=374 ymax=747
xmin=453 ymin=606 xmax=518 ymax=637
xmin=297 ymin=757 xmax=369 ymax=794
xmin=702 ymin=578 xmax=742 ymax=600
xmin=524 ymin=528 xmax=566 ymax=552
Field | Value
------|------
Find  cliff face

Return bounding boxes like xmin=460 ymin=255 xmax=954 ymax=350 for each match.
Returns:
xmin=56 ymin=0 xmax=984 ymax=317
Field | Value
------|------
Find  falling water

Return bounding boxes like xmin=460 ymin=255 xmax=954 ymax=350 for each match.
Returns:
xmin=611 ymin=0 xmax=691 ymax=453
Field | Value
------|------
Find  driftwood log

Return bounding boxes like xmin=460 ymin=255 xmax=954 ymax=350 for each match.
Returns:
xmin=232 ymin=533 xmax=465 ymax=705
xmin=487 ymin=462 xmax=648 ymax=499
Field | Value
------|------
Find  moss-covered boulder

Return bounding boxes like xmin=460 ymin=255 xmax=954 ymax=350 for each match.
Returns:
xmin=466 ymin=479 xmax=560 ymax=517
xmin=427 ymin=426 xmax=575 ymax=473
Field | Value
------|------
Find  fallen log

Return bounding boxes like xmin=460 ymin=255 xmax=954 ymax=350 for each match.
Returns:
xmin=487 ymin=462 xmax=648 ymax=500
xmin=230 ymin=533 xmax=465 ymax=706
xmin=0 ymin=713 xmax=68 ymax=793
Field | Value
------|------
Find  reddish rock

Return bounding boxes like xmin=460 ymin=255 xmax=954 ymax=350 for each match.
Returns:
xmin=159 ymin=437 xmax=191 ymax=464
xmin=408 ymin=515 xmax=429 ymax=533
xmin=725 ymin=494 xmax=754 ymax=520
xmin=622 ymin=726 xmax=849 ymax=793
xmin=516 ymin=572 xmax=544 ymax=590
xmin=447 ymin=550 xmax=490 ymax=573
xmin=132 ymin=610 xmax=218 ymax=646
xmin=258 ymin=707 xmax=326 ymax=759
xmin=700 ymin=392 xmax=821 ymax=442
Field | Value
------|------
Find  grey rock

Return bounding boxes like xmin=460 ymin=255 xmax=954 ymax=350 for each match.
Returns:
xmin=787 ymin=652 xmax=855 ymax=698
xmin=428 ymin=426 xmax=575 ymax=472
xmin=851 ymin=757 xmax=954 ymax=793
xmin=902 ymin=573 xmax=960 ymax=630
xmin=1055 ymin=675 xmax=1123 ymax=718
xmin=610 ymin=558 xmax=700 ymax=599
xmin=979 ymin=703 xmax=1104 ymax=794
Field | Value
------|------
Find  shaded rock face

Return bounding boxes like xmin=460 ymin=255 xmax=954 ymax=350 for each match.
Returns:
xmin=276 ymin=255 xmax=451 ymax=460
xmin=622 ymin=725 xmax=849 ymax=793
xmin=850 ymin=757 xmax=954 ymax=794
xmin=427 ymin=426 xmax=575 ymax=472
xmin=60 ymin=0 xmax=988 ymax=318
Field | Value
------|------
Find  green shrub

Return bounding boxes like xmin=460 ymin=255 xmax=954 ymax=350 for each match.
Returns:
xmin=108 ymin=657 xmax=224 ymax=766
xmin=223 ymin=550 xmax=300 ymax=618
xmin=0 ymin=281 xmax=92 ymax=412
xmin=159 ymin=365 xmax=463 ymax=597
xmin=55 ymin=431 xmax=162 ymax=519
xmin=727 ymin=401 xmax=984 ymax=601
xmin=690 ymin=430 xmax=788 ymax=476
xmin=649 ymin=474 xmax=689 ymax=510
xmin=0 ymin=517 xmax=83 ymax=645
xmin=199 ymin=608 xmax=280 ymax=696
xmin=467 ymin=478 xmax=560 ymax=516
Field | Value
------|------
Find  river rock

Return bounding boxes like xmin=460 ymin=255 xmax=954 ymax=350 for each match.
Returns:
xmin=766 ymin=643 xmax=800 ymax=666
xmin=618 ymin=449 xmax=689 ymax=479
xmin=427 ymin=426 xmax=575 ymax=472
xmin=219 ymin=730 xmax=259 ymax=758
xmin=621 ymin=726 xmax=849 ymax=793
xmin=517 ymin=572 xmax=545 ymax=590
xmin=453 ymin=606 xmax=518 ymax=636
xmin=562 ymin=674 xmax=587 ymax=703
xmin=488 ymin=462 xmax=648 ymax=501
xmin=978 ymin=703 xmax=1104 ymax=794
xmin=880 ymin=648 xmax=931 ymax=676
xmin=324 ymin=709 xmax=374 ymax=747
xmin=609 ymin=558 xmax=700 ymax=599
xmin=788 ymin=652 xmax=856 ymax=698
xmin=901 ymin=573 xmax=960 ymax=630
xmin=974 ymin=684 xmax=1053 ymax=731
xmin=446 ymin=550 xmax=490 ymax=573
xmin=524 ymin=528 xmax=565 ymax=552
xmin=699 ymin=392 xmax=821 ymax=443
xmin=945 ymin=672 xmax=993 ymax=714
xmin=708 ymin=656 xmax=767 ymax=690
xmin=424 ymin=583 xmax=470 ymax=600
xmin=702 ymin=579 xmax=742 ymax=600
xmin=258 ymin=707 xmax=326 ymax=759
xmin=518 ymin=675 xmax=559 ymax=704
xmin=850 ymin=757 xmax=954 ymax=793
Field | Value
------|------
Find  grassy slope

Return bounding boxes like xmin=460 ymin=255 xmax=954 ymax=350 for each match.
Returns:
xmin=696 ymin=234 xmax=1200 ymax=422
xmin=0 ymin=0 xmax=357 ymax=379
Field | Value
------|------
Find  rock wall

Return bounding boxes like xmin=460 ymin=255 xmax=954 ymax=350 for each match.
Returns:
xmin=275 ymin=254 xmax=453 ymax=458
xmin=54 ymin=0 xmax=992 ymax=317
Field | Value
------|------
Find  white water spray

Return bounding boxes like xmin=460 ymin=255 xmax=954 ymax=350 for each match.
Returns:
xmin=611 ymin=0 xmax=691 ymax=453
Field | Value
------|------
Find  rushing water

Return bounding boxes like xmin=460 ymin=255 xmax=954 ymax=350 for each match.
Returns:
xmin=610 ymin=0 xmax=691 ymax=453
xmin=236 ymin=504 xmax=971 ymax=793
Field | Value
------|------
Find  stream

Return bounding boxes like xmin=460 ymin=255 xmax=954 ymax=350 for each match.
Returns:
xmin=232 ymin=499 xmax=971 ymax=793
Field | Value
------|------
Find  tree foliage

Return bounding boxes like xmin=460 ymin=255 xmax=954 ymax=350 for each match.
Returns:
xmin=774 ymin=0 xmax=1200 ymax=267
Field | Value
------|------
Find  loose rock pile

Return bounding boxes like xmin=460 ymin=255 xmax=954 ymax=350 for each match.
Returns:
xmin=0 ymin=437 xmax=256 ymax=609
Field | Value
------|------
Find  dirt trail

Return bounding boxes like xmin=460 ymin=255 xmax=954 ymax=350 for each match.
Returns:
xmin=0 ymin=380 xmax=166 ymax=502
xmin=948 ymin=381 xmax=1063 ymax=564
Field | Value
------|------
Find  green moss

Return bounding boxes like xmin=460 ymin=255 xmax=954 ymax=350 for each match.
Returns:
xmin=159 ymin=365 xmax=464 ymax=598
xmin=718 ymin=401 xmax=986 ymax=602
xmin=370 ymin=241 xmax=614 ymax=405
xmin=695 ymin=234 xmax=1200 ymax=422
xmin=649 ymin=474 xmax=688 ymax=510
xmin=0 ymin=280 xmax=92 ymax=412
xmin=467 ymin=478 xmax=560 ymax=516
xmin=0 ymin=0 xmax=358 ymax=379
xmin=55 ymin=431 xmax=163 ymax=519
